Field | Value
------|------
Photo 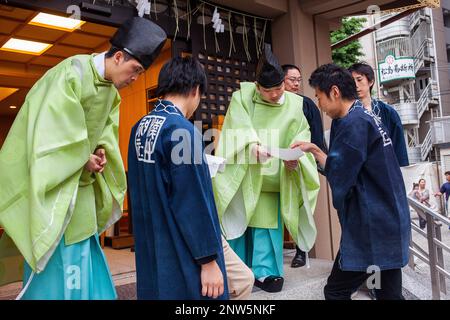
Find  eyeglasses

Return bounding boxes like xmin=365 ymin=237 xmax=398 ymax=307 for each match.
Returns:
xmin=286 ymin=77 xmax=302 ymax=84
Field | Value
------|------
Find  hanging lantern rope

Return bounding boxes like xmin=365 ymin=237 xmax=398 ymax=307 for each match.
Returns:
xmin=153 ymin=0 xmax=157 ymax=20
xmin=260 ymin=19 xmax=267 ymax=53
xmin=202 ymin=3 xmax=207 ymax=51
xmin=242 ymin=15 xmax=251 ymax=61
xmin=228 ymin=11 xmax=236 ymax=57
xmin=186 ymin=0 xmax=192 ymax=40
xmin=213 ymin=6 xmax=220 ymax=53
xmin=214 ymin=31 xmax=220 ymax=53
xmin=173 ymin=0 xmax=180 ymax=41
xmin=198 ymin=0 xmax=271 ymax=22
xmin=161 ymin=0 xmax=270 ymax=57
xmin=253 ymin=17 xmax=260 ymax=58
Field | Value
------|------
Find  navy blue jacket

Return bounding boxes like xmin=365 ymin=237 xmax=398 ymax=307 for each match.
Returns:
xmin=325 ymin=101 xmax=411 ymax=271
xmin=127 ymin=100 xmax=228 ymax=300
xmin=372 ymin=99 xmax=409 ymax=167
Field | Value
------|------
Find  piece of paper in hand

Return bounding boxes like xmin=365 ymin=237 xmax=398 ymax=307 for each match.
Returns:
xmin=205 ymin=154 xmax=227 ymax=178
xmin=324 ymin=129 xmax=330 ymax=151
xmin=266 ymin=146 xmax=304 ymax=161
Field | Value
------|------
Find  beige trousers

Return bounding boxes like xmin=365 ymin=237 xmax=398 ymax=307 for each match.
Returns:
xmin=222 ymin=235 xmax=254 ymax=300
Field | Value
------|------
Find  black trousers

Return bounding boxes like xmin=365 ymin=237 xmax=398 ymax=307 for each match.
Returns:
xmin=324 ymin=252 xmax=404 ymax=300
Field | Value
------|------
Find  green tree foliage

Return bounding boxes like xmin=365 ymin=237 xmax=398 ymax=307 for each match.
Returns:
xmin=331 ymin=17 xmax=367 ymax=68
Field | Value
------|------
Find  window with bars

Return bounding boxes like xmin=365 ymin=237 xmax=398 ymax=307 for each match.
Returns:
xmin=195 ymin=52 xmax=256 ymax=130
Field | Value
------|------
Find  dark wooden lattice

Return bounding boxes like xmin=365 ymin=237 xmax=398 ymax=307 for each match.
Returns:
xmin=142 ymin=0 xmax=270 ymax=131
xmin=195 ymin=54 xmax=256 ymax=129
xmin=190 ymin=3 xmax=270 ymax=131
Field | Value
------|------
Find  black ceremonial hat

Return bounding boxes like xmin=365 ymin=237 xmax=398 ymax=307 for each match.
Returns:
xmin=110 ymin=17 xmax=167 ymax=70
xmin=256 ymin=44 xmax=285 ymax=88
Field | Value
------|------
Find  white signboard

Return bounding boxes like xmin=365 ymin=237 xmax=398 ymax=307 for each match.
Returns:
xmin=378 ymin=55 xmax=415 ymax=84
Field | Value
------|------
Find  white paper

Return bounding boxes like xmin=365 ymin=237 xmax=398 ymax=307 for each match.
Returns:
xmin=266 ymin=146 xmax=304 ymax=161
xmin=324 ymin=129 xmax=331 ymax=151
xmin=205 ymin=154 xmax=227 ymax=178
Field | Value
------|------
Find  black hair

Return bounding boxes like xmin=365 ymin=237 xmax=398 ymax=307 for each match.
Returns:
xmin=282 ymin=64 xmax=300 ymax=75
xmin=445 ymin=171 xmax=450 ymax=176
xmin=348 ymin=62 xmax=375 ymax=93
xmin=419 ymin=178 xmax=426 ymax=184
xmin=309 ymin=63 xmax=357 ymax=100
xmin=156 ymin=56 xmax=207 ymax=97
xmin=105 ymin=46 xmax=133 ymax=61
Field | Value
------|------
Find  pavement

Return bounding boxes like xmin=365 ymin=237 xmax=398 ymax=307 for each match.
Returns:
xmin=1 ymin=216 xmax=449 ymax=300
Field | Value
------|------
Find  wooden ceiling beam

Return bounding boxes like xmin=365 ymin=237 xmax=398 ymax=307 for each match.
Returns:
xmin=0 ymin=60 xmax=47 ymax=78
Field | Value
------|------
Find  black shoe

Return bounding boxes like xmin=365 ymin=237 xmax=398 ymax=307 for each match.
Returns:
xmin=254 ymin=276 xmax=284 ymax=293
xmin=291 ymin=248 xmax=306 ymax=268
xmin=368 ymin=288 xmax=377 ymax=300
xmin=419 ymin=217 xmax=427 ymax=229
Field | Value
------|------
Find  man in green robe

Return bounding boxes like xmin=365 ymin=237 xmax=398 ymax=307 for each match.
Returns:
xmin=213 ymin=45 xmax=320 ymax=293
xmin=0 ymin=17 xmax=166 ymax=299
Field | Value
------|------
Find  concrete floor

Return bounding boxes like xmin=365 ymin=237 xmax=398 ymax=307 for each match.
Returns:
xmin=1 ymin=215 xmax=448 ymax=300
xmin=403 ymin=214 xmax=450 ymax=300
xmin=108 ymin=248 xmax=375 ymax=300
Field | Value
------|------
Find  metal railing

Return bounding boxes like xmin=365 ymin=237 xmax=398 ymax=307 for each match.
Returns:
xmin=420 ymin=129 xmax=432 ymax=161
xmin=414 ymin=40 xmax=426 ymax=72
xmin=411 ymin=20 xmax=431 ymax=54
xmin=407 ymin=196 xmax=450 ymax=300
xmin=411 ymin=20 xmax=433 ymax=72
xmin=409 ymin=8 xmax=426 ymax=30
xmin=409 ymin=8 xmax=431 ymax=32
xmin=417 ymin=81 xmax=435 ymax=119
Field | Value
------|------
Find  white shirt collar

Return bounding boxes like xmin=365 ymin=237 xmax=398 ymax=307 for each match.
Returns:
xmin=277 ymin=94 xmax=285 ymax=105
xmin=93 ymin=52 xmax=106 ymax=78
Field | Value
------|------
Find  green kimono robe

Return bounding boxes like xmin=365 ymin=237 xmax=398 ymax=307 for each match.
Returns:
xmin=0 ymin=54 xmax=126 ymax=284
xmin=213 ymin=82 xmax=320 ymax=252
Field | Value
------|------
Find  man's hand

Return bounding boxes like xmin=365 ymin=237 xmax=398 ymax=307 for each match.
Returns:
xmin=291 ymin=141 xmax=318 ymax=154
xmin=283 ymin=160 xmax=298 ymax=171
xmin=84 ymin=148 xmax=107 ymax=173
xmin=200 ymin=260 xmax=224 ymax=299
xmin=291 ymin=141 xmax=327 ymax=169
xmin=252 ymin=144 xmax=271 ymax=163
xmin=95 ymin=148 xmax=107 ymax=173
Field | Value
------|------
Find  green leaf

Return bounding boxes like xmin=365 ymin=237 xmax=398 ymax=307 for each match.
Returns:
xmin=330 ymin=17 xmax=367 ymax=68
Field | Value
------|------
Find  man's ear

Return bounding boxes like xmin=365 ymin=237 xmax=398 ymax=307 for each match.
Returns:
xmin=331 ymin=85 xmax=340 ymax=99
xmin=190 ymin=85 xmax=200 ymax=97
xmin=113 ymin=50 xmax=124 ymax=65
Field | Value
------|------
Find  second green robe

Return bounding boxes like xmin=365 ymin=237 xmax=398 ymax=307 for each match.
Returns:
xmin=213 ymin=82 xmax=320 ymax=252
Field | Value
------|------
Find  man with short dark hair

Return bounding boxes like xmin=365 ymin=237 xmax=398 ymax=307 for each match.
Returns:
xmin=127 ymin=56 xmax=228 ymax=300
xmin=434 ymin=171 xmax=450 ymax=220
xmin=293 ymin=63 xmax=411 ymax=300
xmin=0 ymin=17 xmax=166 ymax=299
xmin=282 ymin=64 xmax=327 ymax=268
